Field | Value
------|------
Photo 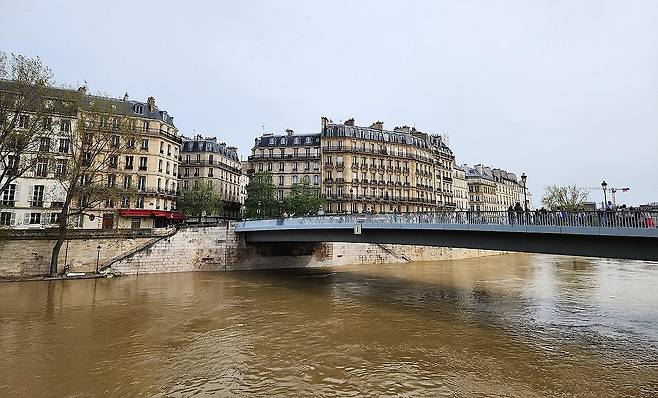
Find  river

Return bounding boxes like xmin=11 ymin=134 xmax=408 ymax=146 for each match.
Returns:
xmin=0 ymin=253 xmax=656 ymax=397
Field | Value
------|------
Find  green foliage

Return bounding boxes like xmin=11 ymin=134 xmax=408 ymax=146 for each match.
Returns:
xmin=177 ymin=181 xmax=224 ymax=220
xmin=283 ymin=181 xmax=325 ymax=216
xmin=245 ymin=172 xmax=278 ymax=218
xmin=541 ymin=185 xmax=589 ymax=211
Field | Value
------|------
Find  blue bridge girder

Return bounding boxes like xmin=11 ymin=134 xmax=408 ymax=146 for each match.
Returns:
xmin=235 ymin=213 xmax=658 ymax=261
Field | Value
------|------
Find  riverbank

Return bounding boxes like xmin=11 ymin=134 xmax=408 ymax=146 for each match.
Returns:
xmin=0 ymin=224 xmax=507 ymax=278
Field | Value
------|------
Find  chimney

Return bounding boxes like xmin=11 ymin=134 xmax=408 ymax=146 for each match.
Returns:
xmin=147 ymin=96 xmax=156 ymax=112
xmin=123 ymin=93 xmax=129 ymax=101
xmin=370 ymin=121 xmax=383 ymax=130
xmin=77 ymin=85 xmax=87 ymax=94
xmin=227 ymin=146 xmax=237 ymax=152
xmin=285 ymin=128 xmax=294 ymax=136
xmin=220 ymin=142 xmax=227 ymax=148
xmin=321 ymin=116 xmax=330 ymax=127
xmin=394 ymin=126 xmax=411 ymax=134
xmin=344 ymin=118 xmax=355 ymax=126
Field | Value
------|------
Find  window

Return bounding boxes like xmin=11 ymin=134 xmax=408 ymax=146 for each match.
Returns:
xmin=121 ymin=197 xmax=130 ymax=208
xmin=139 ymin=156 xmax=148 ymax=170
xmin=134 ymin=104 xmax=144 ymax=115
xmin=131 ymin=217 xmax=141 ymax=229
xmin=136 ymin=196 xmax=144 ymax=209
xmin=305 ymin=137 xmax=311 ymax=144
xmin=209 ymin=155 xmax=214 ymax=165
xmin=279 ymin=162 xmax=284 ymax=171
xmin=107 ymin=174 xmax=116 ymax=187
xmin=0 ymin=212 xmax=13 ymax=226
xmin=137 ymin=176 xmax=146 ymax=190
xmin=19 ymin=115 xmax=29 ymax=128
xmin=60 ymin=119 xmax=71 ymax=133
xmin=123 ymin=175 xmax=132 ymax=189
xmin=31 ymin=185 xmax=44 ymax=207
xmin=58 ymin=138 xmax=70 ymax=153
xmin=183 ymin=180 xmax=189 ymax=190
xmin=278 ymin=175 xmax=284 ymax=186
xmin=158 ymin=159 xmax=163 ymax=172
xmin=1 ymin=184 xmax=16 ymax=206
xmin=281 ymin=137 xmax=287 ymax=145
xmin=39 ymin=137 xmax=51 ymax=152
xmin=55 ymin=159 xmax=67 ymax=176
xmin=208 ymin=168 xmax=214 ymax=177
xmin=29 ymin=213 xmax=41 ymax=224
xmin=167 ymin=144 xmax=171 ymax=156
xmin=141 ymin=139 xmax=149 ymax=150
xmin=166 ymin=162 xmax=170 ymax=175
xmin=109 ymin=155 xmax=118 ymax=169
xmin=35 ymin=159 xmax=48 ymax=177
xmin=160 ymin=141 xmax=164 ymax=154
xmin=111 ymin=135 xmax=120 ymax=148
xmin=194 ymin=168 xmax=199 ymax=177
xmin=292 ymin=175 xmax=298 ymax=184
xmin=127 ymin=137 xmax=136 ymax=148
xmin=269 ymin=138 xmax=275 ymax=145
xmin=125 ymin=156 xmax=134 ymax=169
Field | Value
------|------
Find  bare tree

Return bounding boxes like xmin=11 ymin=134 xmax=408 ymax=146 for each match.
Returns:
xmin=49 ymin=94 xmax=138 ymax=274
xmin=0 ymin=52 xmax=57 ymax=197
xmin=541 ymin=185 xmax=589 ymax=211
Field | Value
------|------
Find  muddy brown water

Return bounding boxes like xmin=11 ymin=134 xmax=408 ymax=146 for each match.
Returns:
xmin=0 ymin=253 xmax=656 ymax=397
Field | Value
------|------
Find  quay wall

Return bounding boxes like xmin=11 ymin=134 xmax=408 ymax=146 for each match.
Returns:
xmin=0 ymin=229 xmax=173 ymax=277
xmin=0 ymin=224 xmax=506 ymax=278
xmin=110 ymin=224 xmax=506 ymax=275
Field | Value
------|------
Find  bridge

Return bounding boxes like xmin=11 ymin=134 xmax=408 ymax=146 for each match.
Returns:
xmin=235 ymin=211 xmax=658 ymax=261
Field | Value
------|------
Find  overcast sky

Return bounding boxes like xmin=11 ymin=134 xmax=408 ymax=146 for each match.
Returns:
xmin=1 ymin=0 xmax=656 ymax=205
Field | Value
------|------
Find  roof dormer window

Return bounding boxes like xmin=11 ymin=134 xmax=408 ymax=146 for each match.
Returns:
xmin=133 ymin=104 xmax=144 ymax=115
xmin=305 ymin=137 xmax=311 ymax=144
xmin=268 ymin=138 xmax=275 ymax=145
xmin=280 ymin=137 xmax=287 ymax=145
xmin=293 ymin=137 xmax=300 ymax=145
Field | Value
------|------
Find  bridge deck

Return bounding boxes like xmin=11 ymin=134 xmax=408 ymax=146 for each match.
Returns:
xmin=235 ymin=213 xmax=658 ymax=261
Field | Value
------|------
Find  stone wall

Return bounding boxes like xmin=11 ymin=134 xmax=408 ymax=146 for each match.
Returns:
xmin=0 ymin=229 xmax=172 ymax=277
xmin=109 ymin=224 xmax=506 ymax=275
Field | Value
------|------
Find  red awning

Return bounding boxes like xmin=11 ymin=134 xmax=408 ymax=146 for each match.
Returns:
xmin=118 ymin=209 xmax=154 ymax=217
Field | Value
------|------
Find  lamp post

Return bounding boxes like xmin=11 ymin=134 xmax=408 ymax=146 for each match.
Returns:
xmin=350 ymin=188 xmax=354 ymax=213
xmin=521 ymin=173 xmax=528 ymax=212
xmin=95 ymin=244 xmax=101 ymax=274
xmin=257 ymin=200 xmax=261 ymax=219
xmin=601 ymin=180 xmax=608 ymax=209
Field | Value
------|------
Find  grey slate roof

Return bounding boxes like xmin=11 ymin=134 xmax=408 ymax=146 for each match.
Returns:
xmin=254 ymin=133 xmax=321 ymax=148
xmin=181 ymin=137 xmax=239 ymax=161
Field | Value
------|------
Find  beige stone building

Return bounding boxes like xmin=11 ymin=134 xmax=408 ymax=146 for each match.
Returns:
xmin=0 ymin=83 xmax=184 ymax=230
xmin=466 ymin=164 xmax=498 ymax=212
xmin=247 ymin=130 xmax=322 ymax=202
xmin=321 ymin=118 xmax=437 ymax=214
xmin=91 ymin=94 xmax=183 ymax=229
xmin=452 ymin=164 xmax=469 ymax=211
xmin=428 ymin=134 xmax=455 ymax=209
xmin=180 ymin=135 xmax=243 ymax=219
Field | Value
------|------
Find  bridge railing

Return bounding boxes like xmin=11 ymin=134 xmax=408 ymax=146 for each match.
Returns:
xmin=240 ymin=210 xmax=658 ymax=229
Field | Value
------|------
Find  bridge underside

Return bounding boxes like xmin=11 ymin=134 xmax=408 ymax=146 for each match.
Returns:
xmin=240 ymin=228 xmax=658 ymax=262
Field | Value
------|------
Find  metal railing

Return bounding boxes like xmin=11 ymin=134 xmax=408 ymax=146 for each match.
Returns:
xmin=239 ymin=210 xmax=658 ymax=229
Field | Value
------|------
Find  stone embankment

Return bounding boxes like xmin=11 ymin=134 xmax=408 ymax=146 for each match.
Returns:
xmin=0 ymin=224 xmax=506 ymax=278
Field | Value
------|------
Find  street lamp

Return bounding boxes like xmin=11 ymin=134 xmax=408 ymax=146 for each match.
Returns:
xmin=521 ymin=173 xmax=528 ymax=212
xmin=601 ymin=180 xmax=608 ymax=208
xmin=257 ymin=200 xmax=261 ymax=219
xmin=95 ymin=244 xmax=101 ymax=274
xmin=350 ymin=188 xmax=354 ymax=213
